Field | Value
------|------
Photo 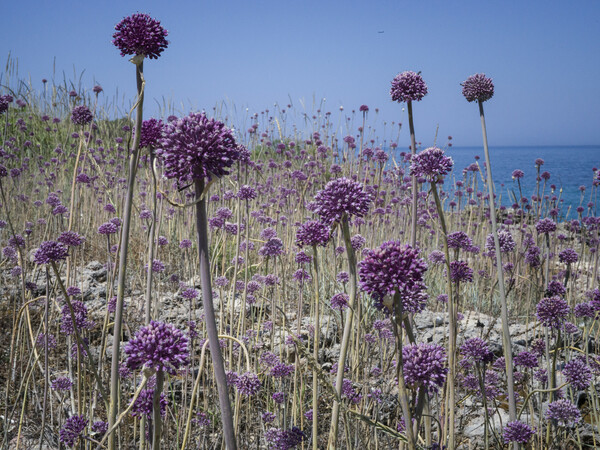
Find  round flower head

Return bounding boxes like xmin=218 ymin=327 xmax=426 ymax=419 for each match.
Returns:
xmin=462 ymin=73 xmax=494 ymax=103
xmin=235 ymin=372 xmax=261 ymax=396
xmin=313 ymin=177 xmax=372 ymax=225
xmin=410 ymin=146 xmax=454 ymax=182
xmin=71 ymin=105 xmax=93 ymax=126
xmin=535 ymin=218 xmax=557 ymax=234
xmin=485 ymin=230 xmax=516 ymax=254
xmin=390 ymin=71 xmax=428 ymax=103
xmin=536 ymin=296 xmax=569 ymax=329
xmin=139 ymin=118 xmax=164 ymax=149
xmin=113 ymin=13 xmax=169 ymax=59
xmin=546 ymin=399 xmax=582 ymax=426
xmin=157 ymin=112 xmax=241 ymax=182
xmin=34 ymin=240 xmax=69 ymax=264
xmin=402 ymin=343 xmax=448 ymax=392
xmin=295 ymin=220 xmax=330 ymax=247
xmin=460 ymin=337 xmax=494 ymax=364
xmin=60 ymin=415 xmax=88 ymax=447
xmin=503 ymin=420 xmax=535 ymax=444
xmin=563 ymin=357 xmax=592 ymax=390
xmin=359 ymin=241 xmax=428 ymax=313
xmin=0 ymin=95 xmax=13 ymax=114
xmin=124 ymin=320 xmax=189 ymax=374
xmin=58 ymin=231 xmax=85 ymax=247
xmin=449 ymin=260 xmax=474 ymax=283
xmin=558 ymin=248 xmax=578 ymax=264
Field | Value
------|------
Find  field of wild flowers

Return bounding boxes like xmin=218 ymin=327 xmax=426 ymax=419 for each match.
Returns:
xmin=1 ymin=12 xmax=600 ymax=450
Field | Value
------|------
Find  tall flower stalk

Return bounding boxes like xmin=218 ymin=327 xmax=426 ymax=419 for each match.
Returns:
xmin=462 ymin=73 xmax=518 ymax=438
xmin=107 ymin=13 xmax=168 ymax=449
xmin=390 ymin=71 xmax=428 ymax=247
xmin=312 ymin=177 xmax=372 ymax=448
xmin=157 ymin=112 xmax=243 ymax=449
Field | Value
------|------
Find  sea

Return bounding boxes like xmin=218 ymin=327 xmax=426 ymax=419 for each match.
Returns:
xmin=441 ymin=145 xmax=599 ymax=219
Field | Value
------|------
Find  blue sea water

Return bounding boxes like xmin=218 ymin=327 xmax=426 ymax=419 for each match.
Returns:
xmin=442 ymin=145 xmax=600 ymax=218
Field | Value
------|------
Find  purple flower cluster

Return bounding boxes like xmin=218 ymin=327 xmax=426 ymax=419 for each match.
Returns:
xmin=563 ymin=357 xmax=592 ymax=390
xmin=447 ymin=231 xmax=473 ymax=251
xmin=131 ymin=388 xmax=167 ymax=419
xmin=264 ymin=426 xmax=304 ymax=450
xmin=113 ymin=13 xmax=168 ymax=59
xmin=71 ymin=105 xmax=93 ymax=126
xmin=410 ymin=147 xmax=454 ymax=182
xmin=59 ymin=415 xmax=88 ymax=447
xmin=51 ymin=377 xmax=73 ymax=392
xmin=536 ymin=296 xmax=569 ymax=329
xmin=313 ymin=177 xmax=371 ymax=225
xmin=157 ymin=112 xmax=241 ymax=182
xmin=461 ymin=73 xmax=494 ymax=103
xmin=139 ymin=118 xmax=164 ymax=149
xmin=259 ymin=237 xmax=285 ymax=258
xmin=58 ymin=231 xmax=85 ymax=247
xmin=546 ymin=399 xmax=581 ymax=426
xmin=359 ymin=241 xmax=428 ymax=313
xmin=460 ymin=338 xmax=493 ymax=364
xmin=124 ymin=320 xmax=189 ymax=374
xmin=449 ymin=260 xmax=474 ymax=283
xmin=295 ymin=220 xmax=329 ymax=247
xmin=402 ymin=343 xmax=448 ymax=392
xmin=61 ymin=300 xmax=94 ymax=335
xmin=235 ymin=371 xmax=261 ymax=396
xmin=485 ymin=230 xmax=516 ymax=254
xmin=237 ymin=185 xmax=258 ymax=200
xmin=330 ymin=292 xmax=349 ymax=311
xmin=0 ymin=94 xmax=13 ymax=114
xmin=558 ymin=248 xmax=579 ymax=264
xmin=390 ymin=71 xmax=428 ymax=103
xmin=34 ymin=240 xmax=69 ymax=264
xmin=502 ymin=420 xmax=535 ymax=444
xmin=536 ymin=218 xmax=557 ymax=234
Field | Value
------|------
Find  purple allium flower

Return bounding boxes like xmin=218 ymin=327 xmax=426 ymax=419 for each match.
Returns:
xmin=157 ymin=112 xmax=241 ymax=182
xmin=235 ymin=371 xmax=261 ymax=396
xmin=131 ymin=388 xmax=167 ymax=419
xmin=150 ymin=259 xmax=165 ymax=273
xmin=330 ymin=292 xmax=349 ymax=311
xmin=485 ymin=230 xmax=516 ymax=254
xmin=91 ymin=420 xmax=108 ymax=436
xmin=449 ymin=260 xmax=474 ymax=283
xmin=179 ymin=239 xmax=192 ymax=249
xmin=113 ymin=13 xmax=168 ymax=59
xmin=270 ymin=362 xmax=295 ymax=378
xmin=34 ymin=240 xmax=69 ymax=264
xmin=36 ymin=333 xmax=57 ymax=351
xmin=514 ymin=351 xmax=538 ymax=369
xmin=259 ymin=237 xmax=285 ymax=258
xmin=262 ymin=411 xmax=276 ymax=423
xmin=51 ymin=377 xmax=73 ymax=392
xmin=58 ymin=231 xmax=85 ymax=247
xmin=295 ymin=250 xmax=312 ymax=265
xmin=336 ymin=271 xmax=349 ymax=283
xmin=402 ymin=343 xmax=448 ymax=392
xmin=351 ymin=234 xmax=366 ymax=250
xmin=61 ymin=300 xmax=94 ymax=335
xmin=359 ymin=241 xmax=428 ymax=313
xmin=563 ymin=357 xmax=592 ymax=390
xmin=428 ymin=250 xmax=446 ymax=265
xmin=447 ymin=231 xmax=473 ymax=251
xmin=342 ymin=378 xmax=362 ymax=403
xmin=359 ymin=104 xmax=369 ymax=112
xmin=410 ymin=147 xmax=453 ymax=182
xmin=390 ymin=71 xmax=428 ymax=103
xmin=460 ymin=338 xmax=493 ymax=364
xmin=98 ymin=222 xmax=118 ymax=235
xmin=536 ymin=218 xmax=557 ymax=234
xmin=502 ymin=420 xmax=534 ymax=444
xmin=124 ymin=320 xmax=189 ymax=374
xmin=272 ymin=391 xmax=286 ymax=404
xmin=295 ymin=220 xmax=330 ymax=247
xmin=264 ymin=426 xmax=304 ymax=450
xmin=0 ymin=95 xmax=13 ymax=114
xmin=461 ymin=73 xmax=494 ymax=103
xmin=237 ymin=185 xmax=257 ymax=200
xmin=536 ymin=296 xmax=569 ymax=329
xmin=59 ymin=415 xmax=87 ymax=447
xmin=546 ymin=399 xmax=581 ymax=426
xmin=139 ymin=118 xmax=164 ymax=149
xmin=313 ymin=177 xmax=371 ymax=225
xmin=512 ymin=169 xmax=524 ymax=179
xmin=71 ymin=105 xmax=93 ymax=126
xmin=559 ymin=248 xmax=578 ymax=264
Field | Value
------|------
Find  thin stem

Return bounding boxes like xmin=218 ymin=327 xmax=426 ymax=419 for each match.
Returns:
xmin=107 ymin=59 xmax=145 ymax=450
xmin=194 ymin=178 xmax=237 ymax=450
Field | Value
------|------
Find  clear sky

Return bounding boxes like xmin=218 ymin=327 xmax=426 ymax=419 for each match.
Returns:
xmin=1 ymin=0 xmax=599 ymax=146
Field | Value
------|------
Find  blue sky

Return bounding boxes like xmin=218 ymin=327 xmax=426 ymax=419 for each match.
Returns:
xmin=1 ymin=0 xmax=599 ymax=146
